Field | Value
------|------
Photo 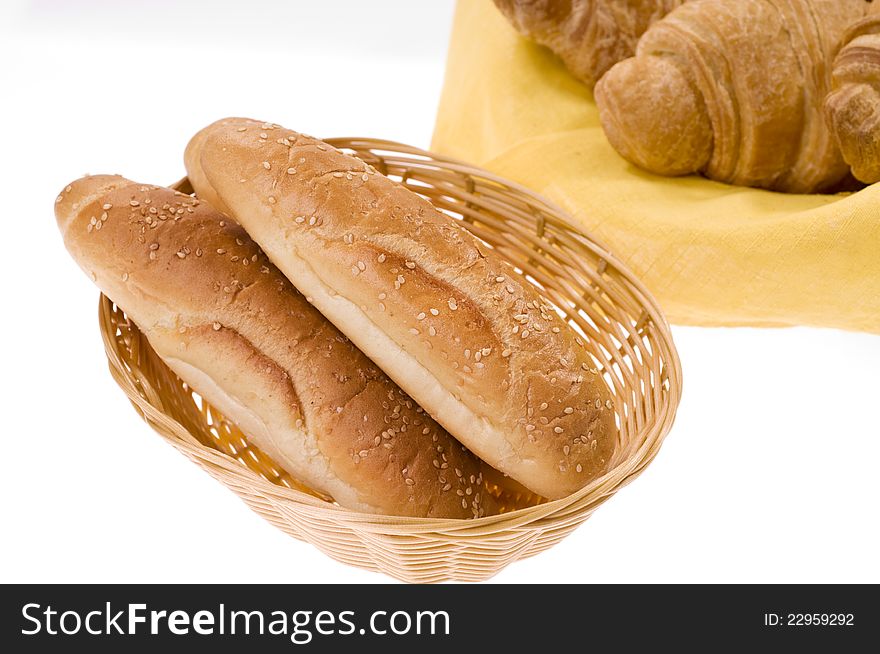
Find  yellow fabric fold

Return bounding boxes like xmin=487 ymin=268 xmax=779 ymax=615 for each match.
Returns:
xmin=432 ymin=0 xmax=880 ymax=333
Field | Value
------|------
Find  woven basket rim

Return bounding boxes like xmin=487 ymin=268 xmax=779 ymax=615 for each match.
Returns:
xmin=99 ymin=137 xmax=682 ymax=538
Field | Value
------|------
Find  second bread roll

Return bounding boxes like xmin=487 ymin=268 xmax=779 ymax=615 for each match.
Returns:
xmin=185 ymin=118 xmax=617 ymax=499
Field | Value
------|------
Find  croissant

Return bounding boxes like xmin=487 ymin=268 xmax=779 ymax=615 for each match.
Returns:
xmin=594 ymin=0 xmax=871 ymax=193
xmin=493 ymin=0 xmax=686 ymax=89
xmin=825 ymin=3 xmax=880 ymax=184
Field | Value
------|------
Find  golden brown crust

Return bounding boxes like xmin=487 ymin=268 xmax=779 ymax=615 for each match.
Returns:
xmin=595 ymin=0 xmax=871 ymax=193
xmin=493 ymin=0 xmax=685 ymax=88
xmin=185 ymin=118 xmax=617 ymax=499
xmin=825 ymin=4 xmax=880 ymax=184
xmin=55 ymin=175 xmax=492 ymax=518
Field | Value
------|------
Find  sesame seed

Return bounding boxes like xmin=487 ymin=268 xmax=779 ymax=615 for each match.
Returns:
xmin=525 ymin=424 xmax=535 ymax=432
xmin=268 ymin=196 xmax=276 ymax=204
xmin=501 ymin=349 xmax=511 ymax=358
xmin=378 ymin=292 xmax=387 ymax=300
xmin=428 ymin=326 xmax=437 ymax=336
xmin=129 ymin=200 xmax=139 ymax=207
xmin=102 ymin=203 xmax=112 ymax=210
xmin=448 ymin=298 xmax=458 ymax=310
xmin=216 ymin=248 xmax=225 ymax=254
xmin=308 ymin=217 xmax=316 ymax=226
xmin=563 ymin=445 xmax=570 ymax=455
xmin=409 ymin=328 xmax=420 ymax=335
xmin=605 ymin=400 xmax=614 ymax=409
xmin=287 ymin=167 xmax=297 ymax=174
xmin=521 ymin=329 xmax=530 ymax=338
xmin=377 ymin=253 xmax=386 ymax=263
xmin=295 ymin=216 xmax=305 ymax=224
xmin=495 ymin=276 xmax=505 ymax=283
xmin=555 ymin=426 xmax=564 ymax=434
xmin=417 ymin=312 xmax=426 ymax=320
xmin=236 ymin=126 xmax=247 ymax=132
xmin=212 ymin=322 xmax=221 ymax=331
xmin=564 ymin=407 xmax=574 ymax=414
xmin=333 ymin=172 xmax=344 ymax=178
xmin=506 ymin=285 xmax=515 ymax=294
xmin=405 ymin=261 xmax=416 ymax=269
xmin=430 ymin=308 xmax=439 ymax=316
xmin=405 ymin=478 xmax=415 ymax=486
xmin=121 ymin=273 xmax=129 ymax=282
xmin=357 ymin=261 xmax=366 ymax=271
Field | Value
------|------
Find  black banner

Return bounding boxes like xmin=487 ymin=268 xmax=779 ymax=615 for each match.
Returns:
xmin=1 ymin=584 xmax=876 ymax=651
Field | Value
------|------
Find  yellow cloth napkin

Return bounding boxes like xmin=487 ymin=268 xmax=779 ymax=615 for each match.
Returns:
xmin=432 ymin=0 xmax=880 ymax=333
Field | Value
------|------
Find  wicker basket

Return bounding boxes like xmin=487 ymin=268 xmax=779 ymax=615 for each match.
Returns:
xmin=98 ymin=138 xmax=682 ymax=583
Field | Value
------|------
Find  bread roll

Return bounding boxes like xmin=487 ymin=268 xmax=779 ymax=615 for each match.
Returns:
xmin=55 ymin=175 xmax=493 ymax=518
xmin=185 ymin=118 xmax=617 ymax=499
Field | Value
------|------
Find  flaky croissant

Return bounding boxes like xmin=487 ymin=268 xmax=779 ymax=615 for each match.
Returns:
xmin=594 ymin=0 xmax=871 ymax=193
xmin=825 ymin=3 xmax=880 ymax=184
xmin=493 ymin=0 xmax=685 ymax=89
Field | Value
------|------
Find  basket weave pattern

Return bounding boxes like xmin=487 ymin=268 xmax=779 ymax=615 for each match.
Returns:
xmin=98 ymin=138 xmax=682 ymax=582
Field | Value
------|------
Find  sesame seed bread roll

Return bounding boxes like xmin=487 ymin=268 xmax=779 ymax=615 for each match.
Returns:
xmin=185 ymin=118 xmax=618 ymax=499
xmin=55 ymin=175 xmax=493 ymax=519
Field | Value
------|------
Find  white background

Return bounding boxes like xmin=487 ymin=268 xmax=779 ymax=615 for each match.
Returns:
xmin=1 ymin=0 xmax=878 ymax=584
